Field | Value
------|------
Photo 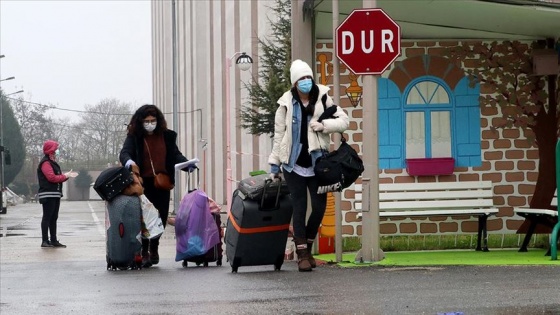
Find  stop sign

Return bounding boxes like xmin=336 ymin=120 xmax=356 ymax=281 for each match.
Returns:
xmin=336 ymin=9 xmax=401 ymax=75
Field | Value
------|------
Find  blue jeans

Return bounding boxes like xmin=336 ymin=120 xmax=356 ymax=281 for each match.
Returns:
xmin=283 ymin=170 xmax=327 ymax=241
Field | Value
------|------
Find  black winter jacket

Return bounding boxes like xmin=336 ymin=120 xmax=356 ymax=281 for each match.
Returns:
xmin=119 ymin=130 xmax=187 ymax=185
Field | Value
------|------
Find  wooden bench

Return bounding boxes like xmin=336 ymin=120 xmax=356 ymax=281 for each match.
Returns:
xmin=356 ymin=181 xmax=499 ymax=251
xmin=513 ymin=191 xmax=558 ymax=253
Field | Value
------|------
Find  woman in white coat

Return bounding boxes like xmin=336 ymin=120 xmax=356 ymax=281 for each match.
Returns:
xmin=268 ymin=59 xmax=349 ymax=272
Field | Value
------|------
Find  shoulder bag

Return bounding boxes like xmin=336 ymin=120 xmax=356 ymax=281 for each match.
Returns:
xmin=313 ymin=95 xmax=364 ymax=194
xmin=145 ymin=139 xmax=174 ymax=191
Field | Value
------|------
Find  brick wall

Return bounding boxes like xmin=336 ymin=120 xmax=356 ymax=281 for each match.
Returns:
xmin=316 ymin=40 xmax=539 ymax=237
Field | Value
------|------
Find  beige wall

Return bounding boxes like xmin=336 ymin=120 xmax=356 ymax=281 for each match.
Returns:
xmin=151 ymin=0 xmax=278 ymax=206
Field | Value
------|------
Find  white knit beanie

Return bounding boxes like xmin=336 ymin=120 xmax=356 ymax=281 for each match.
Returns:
xmin=290 ymin=59 xmax=313 ymax=85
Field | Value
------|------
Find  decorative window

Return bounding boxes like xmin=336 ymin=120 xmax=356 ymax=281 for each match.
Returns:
xmin=378 ymin=76 xmax=481 ymax=170
xmin=404 ymin=79 xmax=453 ymax=159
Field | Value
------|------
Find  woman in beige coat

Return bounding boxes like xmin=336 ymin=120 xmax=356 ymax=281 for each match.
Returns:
xmin=268 ymin=59 xmax=349 ymax=271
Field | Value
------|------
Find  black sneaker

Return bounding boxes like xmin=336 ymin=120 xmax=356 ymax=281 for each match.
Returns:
xmin=150 ymin=252 xmax=159 ymax=265
xmin=41 ymin=241 xmax=53 ymax=248
xmin=50 ymin=240 xmax=67 ymax=248
xmin=142 ymin=252 xmax=152 ymax=268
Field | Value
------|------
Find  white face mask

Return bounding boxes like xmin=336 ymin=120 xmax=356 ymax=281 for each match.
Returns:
xmin=143 ymin=122 xmax=157 ymax=132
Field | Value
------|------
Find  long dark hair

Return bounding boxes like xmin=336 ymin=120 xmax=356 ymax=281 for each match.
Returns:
xmin=127 ymin=104 xmax=168 ymax=137
xmin=291 ymin=80 xmax=319 ymax=115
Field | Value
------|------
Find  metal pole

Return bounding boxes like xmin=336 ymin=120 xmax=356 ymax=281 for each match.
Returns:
xmin=357 ymin=0 xmax=383 ymax=262
xmin=332 ymin=0 xmax=343 ymax=263
xmin=171 ymin=0 xmax=180 ymax=213
xmin=225 ymin=57 xmax=232 ymax=212
xmin=0 ymin=55 xmax=5 ymax=212
xmin=0 ymin=95 xmax=4 ymax=213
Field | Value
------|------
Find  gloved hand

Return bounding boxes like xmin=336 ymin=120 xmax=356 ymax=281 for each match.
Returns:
xmin=310 ymin=121 xmax=325 ymax=132
xmin=269 ymin=173 xmax=280 ymax=182
xmin=125 ymin=160 xmax=137 ymax=169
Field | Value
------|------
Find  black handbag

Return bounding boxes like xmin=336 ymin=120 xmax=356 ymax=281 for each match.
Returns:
xmin=314 ymin=136 xmax=365 ymax=194
xmin=313 ymin=95 xmax=364 ymax=194
xmin=93 ymin=166 xmax=134 ymax=201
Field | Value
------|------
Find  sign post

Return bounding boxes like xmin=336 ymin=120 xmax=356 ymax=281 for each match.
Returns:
xmin=335 ymin=7 xmax=401 ymax=262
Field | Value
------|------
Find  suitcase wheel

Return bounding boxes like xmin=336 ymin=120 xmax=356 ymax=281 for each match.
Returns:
xmin=231 ymin=265 xmax=238 ymax=273
xmin=217 ymin=258 xmax=222 ymax=266
xmin=182 ymin=260 xmax=188 ymax=268
xmin=274 ymin=255 xmax=283 ymax=271
xmin=203 ymin=262 xmax=209 ymax=267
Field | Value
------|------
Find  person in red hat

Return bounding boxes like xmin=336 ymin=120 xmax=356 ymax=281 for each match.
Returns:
xmin=37 ymin=140 xmax=75 ymax=248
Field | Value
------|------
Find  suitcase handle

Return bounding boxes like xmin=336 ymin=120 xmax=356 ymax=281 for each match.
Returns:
xmin=186 ymin=168 xmax=200 ymax=193
xmin=260 ymin=178 xmax=283 ymax=209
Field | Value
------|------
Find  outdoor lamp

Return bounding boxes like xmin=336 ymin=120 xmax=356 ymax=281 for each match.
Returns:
xmin=225 ymin=52 xmax=253 ymax=210
xmin=235 ymin=53 xmax=253 ymax=71
xmin=346 ymin=73 xmax=363 ymax=107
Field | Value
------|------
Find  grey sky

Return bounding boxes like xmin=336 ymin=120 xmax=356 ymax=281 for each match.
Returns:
xmin=0 ymin=0 xmax=152 ymax=120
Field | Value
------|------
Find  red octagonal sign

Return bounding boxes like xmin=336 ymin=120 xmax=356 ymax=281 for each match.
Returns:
xmin=336 ymin=9 xmax=401 ymax=75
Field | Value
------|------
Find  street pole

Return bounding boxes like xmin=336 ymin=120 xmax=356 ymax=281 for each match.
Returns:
xmin=225 ymin=56 xmax=233 ymax=212
xmin=359 ymin=0 xmax=383 ymax=262
xmin=224 ymin=53 xmax=252 ymax=212
xmin=171 ymin=0 xmax=180 ymax=213
xmin=1 ymin=99 xmax=4 ymax=212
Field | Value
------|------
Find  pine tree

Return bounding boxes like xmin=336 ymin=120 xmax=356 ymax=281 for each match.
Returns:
xmin=239 ymin=0 xmax=291 ymax=136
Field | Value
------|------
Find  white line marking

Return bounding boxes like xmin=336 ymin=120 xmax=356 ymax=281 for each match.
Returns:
xmin=88 ymin=201 xmax=105 ymax=237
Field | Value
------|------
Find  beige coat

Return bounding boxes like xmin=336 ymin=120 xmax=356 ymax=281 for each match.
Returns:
xmin=268 ymin=84 xmax=349 ymax=167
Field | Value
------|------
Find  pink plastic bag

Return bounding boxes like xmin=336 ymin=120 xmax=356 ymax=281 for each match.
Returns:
xmin=174 ymin=190 xmax=220 ymax=261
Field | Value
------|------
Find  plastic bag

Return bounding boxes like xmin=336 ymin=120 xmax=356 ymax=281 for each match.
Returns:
xmin=175 ymin=189 xmax=220 ymax=261
xmin=140 ymin=195 xmax=164 ymax=239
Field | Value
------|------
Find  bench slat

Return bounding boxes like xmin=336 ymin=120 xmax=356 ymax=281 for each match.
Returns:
xmin=380 ymin=199 xmax=495 ymax=211
xmin=381 ymin=208 xmax=499 ymax=217
xmin=380 ymin=189 xmax=493 ymax=201
xmin=514 ymin=208 xmax=558 ymax=217
xmin=380 ymin=181 xmax=493 ymax=192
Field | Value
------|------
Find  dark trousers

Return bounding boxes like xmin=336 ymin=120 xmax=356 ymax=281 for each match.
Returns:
xmin=283 ymin=170 xmax=327 ymax=241
xmin=142 ymin=177 xmax=171 ymax=252
xmin=41 ymin=198 xmax=61 ymax=242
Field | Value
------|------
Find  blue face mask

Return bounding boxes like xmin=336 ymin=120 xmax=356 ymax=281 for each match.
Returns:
xmin=55 ymin=149 xmax=60 ymax=156
xmin=297 ymin=78 xmax=313 ymax=94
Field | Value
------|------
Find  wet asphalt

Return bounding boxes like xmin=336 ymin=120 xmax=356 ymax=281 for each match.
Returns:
xmin=1 ymin=200 xmax=559 ymax=315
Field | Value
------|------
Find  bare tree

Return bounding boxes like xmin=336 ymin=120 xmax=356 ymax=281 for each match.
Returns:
xmin=11 ymin=97 xmax=54 ymax=157
xmin=77 ymin=98 xmax=132 ymax=166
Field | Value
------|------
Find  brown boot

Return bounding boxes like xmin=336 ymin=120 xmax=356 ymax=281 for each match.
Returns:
xmin=294 ymin=237 xmax=312 ymax=272
xmin=307 ymin=241 xmax=317 ymax=269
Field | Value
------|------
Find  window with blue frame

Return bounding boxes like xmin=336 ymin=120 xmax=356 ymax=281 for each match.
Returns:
xmin=378 ymin=76 xmax=481 ymax=170
xmin=404 ymin=78 xmax=453 ymax=159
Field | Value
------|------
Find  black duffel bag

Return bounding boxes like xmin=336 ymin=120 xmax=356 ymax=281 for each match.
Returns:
xmin=93 ymin=166 xmax=134 ymax=201
xmin=314 ymin=136 xmax=364 ymax=194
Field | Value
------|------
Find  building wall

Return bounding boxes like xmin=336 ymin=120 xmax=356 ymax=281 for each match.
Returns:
xmin=316 ymin=40 xmax=541 ymax=237
xmin=151 ymin=0 xmax=277 ymax=205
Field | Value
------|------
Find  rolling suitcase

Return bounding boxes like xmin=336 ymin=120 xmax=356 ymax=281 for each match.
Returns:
xmin=182 ymin=212 xmax=223 ymax=267
xmin=175 ymin=168 xmax=223 ymax=267
xmin=225 ymin=179 xmax=293 ymax=273
xmin=105 ymin=194 xmax=143 ymax=270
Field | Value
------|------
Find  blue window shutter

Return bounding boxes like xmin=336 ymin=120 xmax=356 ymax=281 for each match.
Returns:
xmin=378 ymin=78 xmax=403 ymax=169
xmin=454 ymin=77 xmax=481 ymax=167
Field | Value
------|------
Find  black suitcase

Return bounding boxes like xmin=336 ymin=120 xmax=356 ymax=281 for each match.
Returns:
xmin=94 ymin=166 xmax=133 ymax=201
xmin=182 ymin=212 xmax=223 ymax=267
xmin=105 ymin=195 xmax=143 ymax=270
xmin=225 ymin=179 xmax=293 ymax=273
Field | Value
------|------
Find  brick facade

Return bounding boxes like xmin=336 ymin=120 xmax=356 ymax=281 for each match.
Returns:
xmin=316 ymin=40 xmax=540 ymax=237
